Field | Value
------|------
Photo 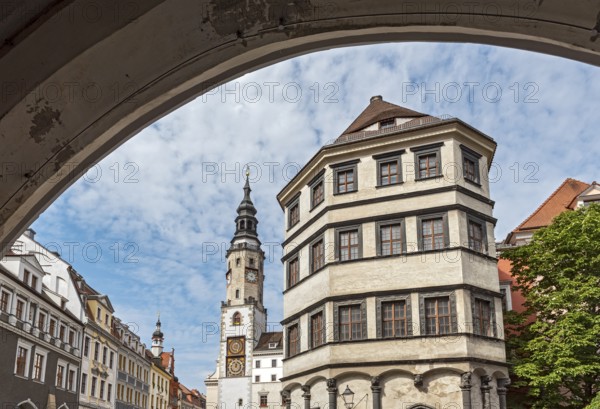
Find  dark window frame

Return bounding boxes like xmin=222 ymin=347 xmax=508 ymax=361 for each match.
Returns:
xmin=374 ymin=150 xmax=405 ymax=187
xmin=379 ymin=118 xmax=396 ymax=129
xmin=460 ymin=144 xmax=482 ymax=185
xmin=331 ymin=160 xmax=360 ymax=195
xmin=417 ymin=213 xmax=450 ymax=251
xmin=308 ymin=306 xmax=326 ymax=349
xmin=471 ymin=292 xmax=497 ymax=337
xmin=310 ymin=178 xmax=325 ymax=210
xmin=286 ymin=319 xmax=300 ymax=358
xmin=287 ymin=256 xmax=300 ymax=289
xmin=419 ymin=291 xmax=458 ymax=335
xmin=287 ymin=199 xmax=300 ymax=229
xmin=309 ymin=235 xmax=325 ymax=274
xmin=411 ymin=142 xmax=444 ymax=181
xmin=376 ymin=295 xmax=413 ymax=338
xmin=467 ymin=214 xmax=488 ymax=253
xmin=333 ymin=299 xmax=367 ymax=342
xmin=376 ymin=219 xmax=407 ymax=256
xmin=335 ymin=225 xmax=363 ymax=262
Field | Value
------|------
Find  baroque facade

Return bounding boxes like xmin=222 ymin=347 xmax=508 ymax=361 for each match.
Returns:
xmin=205 ymin=175 xmax=283 ymax=408
xmin=276 ymin=96 xmax=509 ymax=408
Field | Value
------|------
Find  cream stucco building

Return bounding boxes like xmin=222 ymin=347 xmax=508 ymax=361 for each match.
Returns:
xmin=276 ymin=96 xmax=509 ymax=409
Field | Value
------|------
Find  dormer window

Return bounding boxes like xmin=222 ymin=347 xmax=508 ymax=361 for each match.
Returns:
xmin=268 ymin=342 xmax=278 ymax=349
xmin=23 ymin=270 xmax=30 ymax=285
xmin=379 ymin=118 xmax=395 ymax=129
xmin=31 ymin=275 xmax=38 ymax=291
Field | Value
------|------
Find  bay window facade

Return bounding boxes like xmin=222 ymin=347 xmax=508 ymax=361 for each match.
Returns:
xmin=278 ymin=97 xmax=507 ymax=408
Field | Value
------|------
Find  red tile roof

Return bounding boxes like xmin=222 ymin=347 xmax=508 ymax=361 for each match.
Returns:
xmin=512 ymin=178 xmax=589 ymax=233
xmin=340 ymin=96 xmax=426 ymax=135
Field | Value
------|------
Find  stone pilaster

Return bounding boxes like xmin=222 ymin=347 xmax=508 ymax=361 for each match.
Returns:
xmin=327 ymin=378 xmax=337 ymax=409
xmin=301 ymin=385 xmax=311 ymax=409
xmin=371 ymin=377 xmax=381 ymax=409
xmin=459 ymin=372 xmax=472 ymax=409
xmin=497 ymin=378 xmax=511 ymax=409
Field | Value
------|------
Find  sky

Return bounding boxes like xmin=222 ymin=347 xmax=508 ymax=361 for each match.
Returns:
xmin=29 ymin=42 xmax=600 ymax=390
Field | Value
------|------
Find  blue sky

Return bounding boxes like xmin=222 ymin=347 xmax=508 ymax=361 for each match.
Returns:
xmin=30 ymin=42 xmax=600 ymax=390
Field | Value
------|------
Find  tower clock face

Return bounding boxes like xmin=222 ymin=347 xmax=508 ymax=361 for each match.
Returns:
xmin=245 ymin=269 xmax=258 ymax=283
xmin=228 ymin=338 xmax=245 ymax=355
xmin=227 ymin=358 xmax=244 ymax=376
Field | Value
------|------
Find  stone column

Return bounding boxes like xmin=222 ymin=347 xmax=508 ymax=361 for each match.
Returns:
xmin=371 ymin=376 xmax=381 ymax=409
xmin=301 ymin=385 xmax=311 ymax=409
xmin=481 ymin=375 xmax=492 ymax=409
xmin=327 ymin=378 xmax=337 ymax=409
xmin=459 ymin=372 xmax=472 ymax=409
xmin=281 ymin=390 xmax=291 ymax=409
xmin=497 ymin=378 xmax=511 ymax=409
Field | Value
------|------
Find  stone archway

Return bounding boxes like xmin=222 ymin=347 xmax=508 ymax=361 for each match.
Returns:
xmin=1 ymin=0 xmax=600 ymax=253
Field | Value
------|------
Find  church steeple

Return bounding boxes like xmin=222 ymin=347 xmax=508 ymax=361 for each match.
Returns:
xmin=232 ymin=168 xmax=260 ymax=245
xmin=151 ymin=313 xmax=164 ymax=357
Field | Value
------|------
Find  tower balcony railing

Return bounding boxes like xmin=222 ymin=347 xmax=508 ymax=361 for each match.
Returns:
xmin=228 ymin=242 xmax=261 ymax=252
xmin=330 ymin=114 xmax=454 ymax=145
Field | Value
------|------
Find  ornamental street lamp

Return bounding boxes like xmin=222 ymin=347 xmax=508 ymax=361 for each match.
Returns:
xmin=340 ymin=385 xmax=355 ymax=409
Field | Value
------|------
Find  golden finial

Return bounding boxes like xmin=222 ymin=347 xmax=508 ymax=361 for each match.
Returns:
xmin=245 ymin=166 xmax=250 ymax=179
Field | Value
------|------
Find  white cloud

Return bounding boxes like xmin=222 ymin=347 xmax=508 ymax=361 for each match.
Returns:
xmin=31 ymin=42 xmax=600 ymax=389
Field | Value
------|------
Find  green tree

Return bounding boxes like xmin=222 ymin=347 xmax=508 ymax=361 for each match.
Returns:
xmin=502 ymin=203 xmax=600 ymax=408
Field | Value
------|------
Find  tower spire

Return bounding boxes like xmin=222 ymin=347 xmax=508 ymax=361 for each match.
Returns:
xmin=232 ymin=167 xmax=260 ymax=245
xmin=151 ymin=312 xmax=164 ymax=357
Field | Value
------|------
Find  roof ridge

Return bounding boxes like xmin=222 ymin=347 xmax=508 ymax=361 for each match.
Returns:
xmin=514 ymin=178 xmax=589 ymax=232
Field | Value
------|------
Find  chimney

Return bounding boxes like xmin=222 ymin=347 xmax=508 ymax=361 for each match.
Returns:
xmin=23 ymin=228 xmax=36 ymax=240
xmin=370 ymin=95 xmax=382 ymax=103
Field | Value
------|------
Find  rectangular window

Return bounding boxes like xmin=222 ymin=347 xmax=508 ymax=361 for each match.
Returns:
xmin=15 ymin=346 xmax=28 ymax=376
xmin=0 ymin=291 xmax=9 ymax=312
xmin=67 ymin=369 xmax=75 ymax=391
xmin=37 ymin=312 xmax=46 ymax=331
xmin=84 ymin=337 xmax=90 ymax=357
xmin=287 ymin=324 xmax=299 ymax=357
xmin=16 ymin=299 xmax=24 ymax=320
xmin=311 ymin=239 xmax=325 ymax=272
xmin=91 ymin=376 xmax=97 ymax=397
xmin=311 ymin=312 xmax=324 ymax=348
xmin=468 ymin=217 xmax=486 ymax=253
xmin=288 ymin=202 xmax=300 ymax=228
xmin=271 ymin=359 xmax=277 ymax=367
xmin=81 ymin=374 xmax=87 ymax=394
xmin=311 ymin=180 xmax=324 ymax=208
xmin=56 ymin=364 xmax=65 ymax=387
xmin=420 ymin=216 xmax=447 ymax=251
xmin=382 ymin=301 xmax=407 ymax=337
xmin=378 ymin=222 xmax=403 ymax=256
xmin=338 ymin=229 xmax=360 ymax=261
xmin=59 ymin=325 xmax=65 ymax=341
xmin=271 ymin=374 xmax=277 ymax=381
xmin=100 ymin=380 xmax=105 ymax=400
xmin=31 ymin=275 xmax=38 ymax=290
xmin=255 ymin=375 xmax=260 ymax=382
xmin=288 ymin=257 xmax=299 ymax=288
xmin=378 ymin=158 xmax=401 ymax=186
xmin=97 ymin=308 xmax=101 ymax=320
xmin=425 ymin=297 xmax=451 ymax=335
xmin=256 ymin=360 xmax=261 ymax=368
xmin=94 ymin=342 xmax=100 ymax=361
xmin=23 ymin=270 xmax=30 ymax=285
xmin=109 ymin=351 xmax=114 ymax=368
xmin=33 ymin=353 xmax=44 ymax=381
xmin=339 ymin=305 xmax=362 ymax=341
xmin=260 ymin=395 xmax=268 ymax=407
xmin=103 ymin=346 xmax=108 ymax=365
xmin=336 ymin=168 xmax=355 ymax=193
xmin=473 ymin=298 xmax=492 ymax=336
xmin=69 ymin=330 xmax=75 ymax=345
xmin=49 ymin=319 xmax=56 ymax=336
xmin=499 ymin=284 xmax=512 ymax=311
xmin=107 ymin=383 xmax=112 ymax=401
xmin=418 ymin=153 xmax=438 ymax=178
xmin=461 ymin=145 xmax=482 ymax=184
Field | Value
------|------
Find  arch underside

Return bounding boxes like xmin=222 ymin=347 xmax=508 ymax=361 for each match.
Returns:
xmin=1 ymin=0 xmax=600 ymax=252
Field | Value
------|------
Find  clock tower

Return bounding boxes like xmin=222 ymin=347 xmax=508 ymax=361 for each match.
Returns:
xmin=208 ymin=171 xmax=268 ymax=408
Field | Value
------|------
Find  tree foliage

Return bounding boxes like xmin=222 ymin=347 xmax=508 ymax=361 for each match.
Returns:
xmin=502 ymin=203 xmax=600 ymax=408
